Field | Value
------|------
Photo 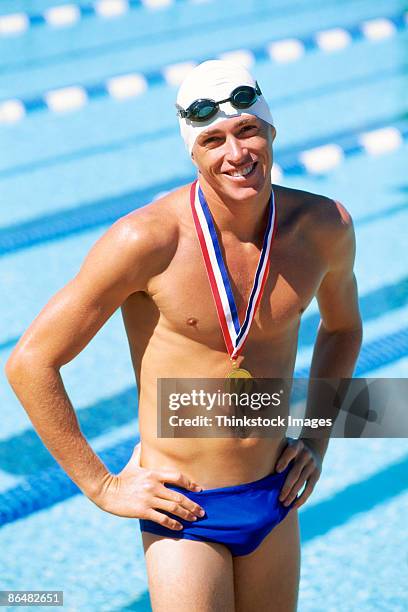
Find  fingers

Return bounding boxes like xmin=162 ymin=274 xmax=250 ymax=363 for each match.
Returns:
xmin=280 ymin=461 xmax=315 ymax=506
xmin=292 ymin=471 xmax=320 ymax=510
xmin=144 ymin=479 xmax=206 ymax=530
xmin=146 ymin=509 xmax=184 ymax=531
xmin=156 ymin=483 xmax=205 ymax=519
xmin=276 ymin=437 xmax=323 ymax=510
xmin=152 ymin=496 xmax=202 ymax=523
xmin=137 ymin=469 xmax=204 ymax=526
xmin=278 ymin=457 xmax=308 ymax=504
xmin=158 ymin=469 xmax=202 ymax=493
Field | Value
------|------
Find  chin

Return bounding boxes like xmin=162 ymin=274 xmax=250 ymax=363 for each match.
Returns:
xmin=225 ymin=185 xmax=261 ymax=202
xmin=221 ymin=176 xmax=267 ymax=202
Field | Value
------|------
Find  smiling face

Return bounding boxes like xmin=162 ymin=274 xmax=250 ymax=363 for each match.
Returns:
xmin=191 ymin=115 xmax=276 ymax=204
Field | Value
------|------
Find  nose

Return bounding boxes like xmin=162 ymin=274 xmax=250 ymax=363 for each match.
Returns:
xmin=225 ymin=135 xmax=248 ymax=164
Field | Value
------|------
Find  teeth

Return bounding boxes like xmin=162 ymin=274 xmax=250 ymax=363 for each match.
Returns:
xmin=230 ymin=163 xmax=254 ymax=177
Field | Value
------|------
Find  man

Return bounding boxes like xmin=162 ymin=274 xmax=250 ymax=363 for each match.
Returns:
xmin=5 ymin=60 xmax=362 ymax=611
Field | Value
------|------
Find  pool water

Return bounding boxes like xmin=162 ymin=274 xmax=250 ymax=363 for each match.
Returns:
xmin=0 ymin=0 xmax=407 ymax=610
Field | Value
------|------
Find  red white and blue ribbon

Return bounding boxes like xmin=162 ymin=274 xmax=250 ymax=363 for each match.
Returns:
xmin=190 ymin=179 xmax=276 ymax=360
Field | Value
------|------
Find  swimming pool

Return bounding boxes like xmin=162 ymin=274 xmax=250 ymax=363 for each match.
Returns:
xmin=1 ymin=0 xmax=407 ymax=609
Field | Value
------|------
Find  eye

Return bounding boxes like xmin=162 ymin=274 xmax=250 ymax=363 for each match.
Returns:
xmin=240 ymin=124 xmax=258 ymax=135
xmin=203 ymin=136 xmax=222 ymax=146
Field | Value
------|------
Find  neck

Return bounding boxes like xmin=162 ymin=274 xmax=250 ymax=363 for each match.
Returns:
xmin=198 ymin=174 xmax=272 ymax=243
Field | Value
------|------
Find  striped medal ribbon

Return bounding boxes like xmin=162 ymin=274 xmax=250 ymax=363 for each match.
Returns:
xmin=190 ymin=180 xmax=276 ymax=378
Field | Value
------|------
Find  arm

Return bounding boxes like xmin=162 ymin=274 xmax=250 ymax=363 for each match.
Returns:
xmin=5 ymin=217 xmax=149 ymax=499
xmin=5 ymin=212 xmax=204 ymax=527
xmin=277 ymin=202 xmax=363 ymax=508
xmin=302 ymin=202 xmax=362 ymax=461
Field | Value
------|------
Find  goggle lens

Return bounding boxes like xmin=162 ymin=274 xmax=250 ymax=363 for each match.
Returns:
xmin=231 ymin=86 xmax=257 ymax=108
xmin=193 ymin=101 xmax=217 ymax=120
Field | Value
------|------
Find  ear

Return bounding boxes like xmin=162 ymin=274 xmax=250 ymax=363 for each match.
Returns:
xmin=270 ymin=125 xmax=277 ymax=143
xmin=190 ymin=148 xmax=198 ymax=168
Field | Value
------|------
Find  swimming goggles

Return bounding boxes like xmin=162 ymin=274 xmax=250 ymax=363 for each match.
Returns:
xmin=176 ymin=82 xmax=262 ymax=122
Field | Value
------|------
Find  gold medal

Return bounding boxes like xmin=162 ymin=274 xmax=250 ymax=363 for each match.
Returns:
xmin=227 ymin=367 xmax=253 ymax=379
xmin=225 ymin=359 xmax=254 ymax=409
xmin=226 ymin=360 xmax=253 ymax=379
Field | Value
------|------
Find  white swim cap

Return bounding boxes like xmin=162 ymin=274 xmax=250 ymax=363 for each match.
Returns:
xmin=176 ymin=60 xmax=273 ymax=155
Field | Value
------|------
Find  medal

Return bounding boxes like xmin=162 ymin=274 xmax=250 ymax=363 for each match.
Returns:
xmin=225 ymin=358 xmax=255 ymax=412
xmin=190 ymin=180 xmax=276 ymax=377
xmin=227 ymin=359 xmax=253 ymax=379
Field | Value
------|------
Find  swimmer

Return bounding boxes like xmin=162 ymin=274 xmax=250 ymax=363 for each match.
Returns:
xmin=5 ymin=60 xmax=362 ymax=611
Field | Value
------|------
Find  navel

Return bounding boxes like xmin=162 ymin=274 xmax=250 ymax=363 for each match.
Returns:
xmin=187 ymin=317 xmax=198 ymax=327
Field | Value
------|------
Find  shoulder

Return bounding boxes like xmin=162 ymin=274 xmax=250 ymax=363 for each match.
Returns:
xmin=80 ymin=183 xmax=192 ymax=291
xmin=111 ymin=184 xmax=190 ymax=244
xmin=274 ymin=184 xmax=355 ymax=265
xmin=274 ymin=184 xmax=352 ymax=229
xmin=105 ymin=183 xmax=191 ymax=253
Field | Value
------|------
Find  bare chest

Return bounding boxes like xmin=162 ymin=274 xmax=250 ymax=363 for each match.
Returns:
xmin=149 ymin=229 xmax=324 ymax=345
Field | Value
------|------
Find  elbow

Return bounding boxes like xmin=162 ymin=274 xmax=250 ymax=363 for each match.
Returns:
xmin=344 ymin=325 xmax=363 ymax=346
xmin=5 ymin=346 xmax=47 ymax=385
xmin=320 ymin=320 xmax=363 ymax=348
xmin=5 ymin=350 xmax=28 ymax=385
xmin=320 ymin=320 xmax=362 ymax=335
xmin=344 ymin=325 xmax=363 ymax=354
xmin=5 ymin=345 xmax=60 ymax=385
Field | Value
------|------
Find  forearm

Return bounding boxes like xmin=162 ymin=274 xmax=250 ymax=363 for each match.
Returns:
xmin=301 ymin=323 xmax=363 ymax=460
xmin=6 ymin=359 xmax=110 ymax=499
xmin=309 ymin=322 xmax=362 ymax=379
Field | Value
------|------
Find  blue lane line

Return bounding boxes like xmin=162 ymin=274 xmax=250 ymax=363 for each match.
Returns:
xmin=296 ymin=326 xmax=408 ymax=378
xmin=1 ymin=0 xmax=205 ymax=30
xmin=0 ymin=114 xmax=407 ymax=258
xmin=0 ymin=437 xmax=138 ymax=527
xmin=355 ymin=201 xmax=408 ymax=227
xmin=0 ymin=124 xmax=176 ymax=180
xmin=0 ymin=0 xmax=338 ymax=75
xmin=0 ymin=389 xmax=137 ymax=476
xmin=1 ymin=9 xmax=406 ymax=117
xmin=298 ymin=276 xmax=408 ymax=348
xmin=300 ymin=453 xmax=408 ymax=540
xmin=2 ymin=60 xmax=406 ymax=181
xmin=0 ymin=173 xmax=182 ymax=256
xmin=1 ymin=324 xmax=407 ymax=527
xmin=0 ymin=336 xmax=19 ymax=351
xmin=279 ymin=117 xmax=408 ymax=176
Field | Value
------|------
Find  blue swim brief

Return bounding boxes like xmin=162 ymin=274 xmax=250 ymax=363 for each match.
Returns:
xmin=139 ymin=463 xmax=295 ymax=557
